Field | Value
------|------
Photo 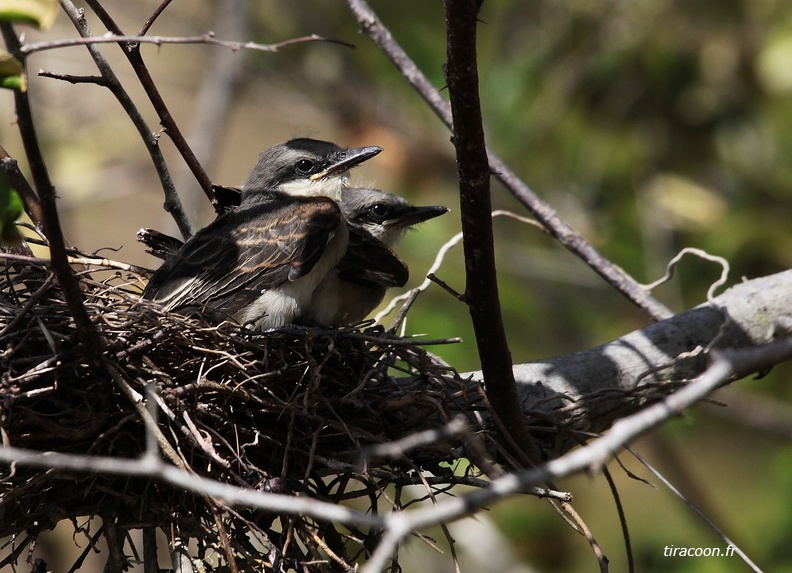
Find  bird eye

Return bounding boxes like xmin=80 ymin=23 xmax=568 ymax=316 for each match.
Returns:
xmin=295 ymin=159 xmax=315 ymax=174
xmin=369 ymin=204 xmax=391 ymax=218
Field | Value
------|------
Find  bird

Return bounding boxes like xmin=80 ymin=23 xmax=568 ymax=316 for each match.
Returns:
xmin=241 ymin=138 xmax=381 ymax=202
xmin=304 ymin=187 xmax=448 ymax=326
xmin=141 ymin=138 xmax=381 ymax=329
xmin=139 ymin=187 xmax=448 ymax=327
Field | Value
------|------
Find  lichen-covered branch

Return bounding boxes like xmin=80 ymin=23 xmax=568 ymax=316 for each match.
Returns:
xmin=465 ymin=269 xmax=792 ymax=457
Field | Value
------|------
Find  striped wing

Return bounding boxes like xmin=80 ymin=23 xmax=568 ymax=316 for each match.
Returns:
xmin=143 ymin=195 xmax=342 ymax=320
xmin=336 ymin=227 xmax=408 ymax=288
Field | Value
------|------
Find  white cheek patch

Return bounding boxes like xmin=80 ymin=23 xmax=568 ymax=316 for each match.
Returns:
xmin=279 ymin=178 xmax=346 ymax=201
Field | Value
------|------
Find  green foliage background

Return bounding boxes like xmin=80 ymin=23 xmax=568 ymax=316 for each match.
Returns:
xmin=2 ymin=0 xmax=792 ymax=570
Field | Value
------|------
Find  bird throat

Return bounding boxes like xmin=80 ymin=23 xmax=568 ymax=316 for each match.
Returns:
xmin=278 ymin=173 xmax=350 ymax=201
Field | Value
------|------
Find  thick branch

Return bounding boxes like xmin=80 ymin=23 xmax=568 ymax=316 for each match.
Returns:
xmin=363 ymin=336 xmax=790 ymax=573
xmin=443 ymin=1 xmax=535 ymax=461
xmin=465 ymin=269 xmax=792 ymax=457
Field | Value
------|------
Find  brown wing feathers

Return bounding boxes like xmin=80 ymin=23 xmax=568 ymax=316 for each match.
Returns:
xmin=143 ymin=195 xmax=342 ymax=318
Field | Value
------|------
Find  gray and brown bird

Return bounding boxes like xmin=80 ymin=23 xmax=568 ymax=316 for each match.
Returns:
xmin=304 ymin=187 xmax=448 ymax=326
xmin=140 ymin=186 xmax=448 ymax=328
xmin=141 ymin=138 xmax=381 ymax=329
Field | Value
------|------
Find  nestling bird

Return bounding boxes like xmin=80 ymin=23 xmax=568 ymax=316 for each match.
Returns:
xmin=139 ymin=187 xmax=448 ymax=327
xmin=304 ymin=187 xmax=448 ymax=326
xmin=141 ymin=138 xmax=381 ymax=329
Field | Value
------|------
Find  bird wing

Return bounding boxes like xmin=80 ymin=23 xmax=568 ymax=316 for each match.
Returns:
xmin=210 ymin=184 xmax=242 ymax=214
xmin=137 ymin=227 xmax=184 ymax=261
xmin=336 ymin=227 xmax=409 ymax=288
xmin=143 ymin=196 xmax=342 ymax=319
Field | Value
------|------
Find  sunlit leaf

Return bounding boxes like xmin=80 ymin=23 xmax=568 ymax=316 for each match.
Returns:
xmin=0 ymin=0 xmax=59 ymax=30
xmin=0 ymin=49 xmax=26 ymax=91
xmin=0 ymin=173 xmax=24 ymax=246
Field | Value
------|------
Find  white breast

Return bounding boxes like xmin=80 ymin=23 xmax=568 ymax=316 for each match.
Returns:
xmin=235 ymin=225 xmax=349 ymax=329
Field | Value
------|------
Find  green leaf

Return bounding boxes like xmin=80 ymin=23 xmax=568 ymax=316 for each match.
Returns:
xmin=0 ymin=0 xmax=59 ymax=30
xmin=0 ymin=173 xmax=24 ymax=246
xmin=0 ymin=49 xmax=26 ymax=92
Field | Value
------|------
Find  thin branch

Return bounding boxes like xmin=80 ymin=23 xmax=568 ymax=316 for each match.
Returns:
xmin=138 ymin=0 xmax=175 ymax=36
xmin=344 ymin=0 xmax=672 ymax=321
xmin=57 ymin=0 xmax=192 ymax=239
xmin=559 ymin=501 xmax=609 ymax=572
xmin=20 ymin=31 xmax=355 ymax=56
xmin=82 ymin=0 xmax=214 ymax=213
xmin=77 ymin=0 xmax=350 ymax=219
xmin=626 ymin=447 xmax=762 ymax=573
xmin=377 ymin=210 xmax=540 ymax=329
xmin=0 ymin=445 xmax=385 ymax=529
xmin=37 ymin=70 xmax=108 ymax=85
xmin=601 ymin=467 xmax=633 ymax=573
xmin=0 ymin=23 xmax=105 ymax=371
xmin=173 ymin=0 xmax=250 ymax=218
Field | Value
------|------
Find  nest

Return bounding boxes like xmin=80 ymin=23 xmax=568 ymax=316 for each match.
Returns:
xmin=0 ymin=249 xmax=485 ymax=572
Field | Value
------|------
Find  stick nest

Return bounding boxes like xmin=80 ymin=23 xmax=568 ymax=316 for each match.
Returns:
xmin=0 ymin=252 xmax=480 ymax=571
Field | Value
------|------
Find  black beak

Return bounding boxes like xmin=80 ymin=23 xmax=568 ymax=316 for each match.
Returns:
xmin=309 ymin=145 xmax=383 ymax=181
xmin=385 ymin=205 xmax=449 ymax=227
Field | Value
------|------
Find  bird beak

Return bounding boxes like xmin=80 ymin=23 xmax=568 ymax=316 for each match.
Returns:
xmin=384 ymin=205 xmax=449 ymax=227
xmin=309 ymin=145 xmax=383 ymax=181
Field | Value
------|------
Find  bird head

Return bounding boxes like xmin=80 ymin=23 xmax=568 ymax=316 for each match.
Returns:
xmin=241 ymin=138 xmax=382 ymax=202
xmin=342 ymin=187 xmax=448 ymax=246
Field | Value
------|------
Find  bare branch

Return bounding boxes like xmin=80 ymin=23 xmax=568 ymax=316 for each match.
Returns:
xmin=173 ymin=0 xmax=249 ymax=217
xmin=70 ymin=0 xmax=211 ymax=232
xmin=76 ymin=0 xmax=352 ymax=221
xmin=378 ymin=211 xmax=542 ymax=330
xmin=37 ymin=70 xmax=107 ymax=85
xmin=0 ymin=445 xmax=384 ymax=529
xmin=57 ymin=0 xmax=193 ymax=239
xmin=138 ymin=0 xmax=173 ymax=36
xmin=627 ymin=448 xmax=762 ymax=572
xmin=0 ymin=23 xmax=105 ymax=371
xmin=476 ymin=269 xmax=792 ymax=457
xmin=345 ymin=0 xmax=672 ymax=321
xmin=20 ymin=31 xmax=355 ymax=56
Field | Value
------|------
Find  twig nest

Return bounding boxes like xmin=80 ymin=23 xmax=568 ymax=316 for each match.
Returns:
xmin=1 ymin=254 xmax=472 ymax=569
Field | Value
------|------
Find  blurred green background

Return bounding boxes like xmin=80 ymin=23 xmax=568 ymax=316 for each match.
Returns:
xmin=2 ymin=0 xmax=792 ymax=570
